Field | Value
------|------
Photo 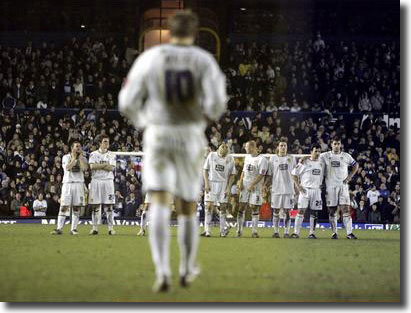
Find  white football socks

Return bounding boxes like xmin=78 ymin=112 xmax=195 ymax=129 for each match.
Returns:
xmin=309 ymin=215 xmax=316 ymax=235
xmin=294 ymin=213 xmax=304 ymax=235
xmin=71 ymin=209 xmax=80 ymax=231
xmin=219 ymin=211 xmax=226 ymax=234
xmin=178 ymin=214 xmax=199 ymax=277
xmin=91 ymin=206 xmax=101 ymax=231
xmin=251 ymin=213 xmax=259 ymax=234
xmin=105 ymin=207 xmax=114 ymax=231
xmin=140 ymin=211 xmax=146 ymax=230
xmin=285 ymin=215 xmax=291 ymax=235
xmin=273 ymin=213 xmax=280 ymax=233
xmin=148 ymin=203 xmax=171 ymax=280
xmin=343 ymin=213 xmax=353 ymax=235
xmin=329 ymin=215 xmax=337 ymax=234
xmin=205 ymin=209 xmax=212 ymax=234
xmin=57 ymin=211 xmax=66 ymax=230
xmin=237 ymin=210 xmax=245 ymax=233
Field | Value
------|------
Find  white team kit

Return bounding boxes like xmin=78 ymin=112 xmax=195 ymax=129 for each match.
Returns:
xmin=88 ymin=149 xmax=116 ymax=205
xmin=61 ymin=154 xmax=86 ymax=206
xmin=119 ymin=44 xmax=227 ymax=201
xmin=291 ymin=159 xmax=324 ymax=210
xmin=320 ymin=151 xmax=357 ymax=206
xmin=204 ymin=152 xmax=236 ymax=204
xmin=268 ymin=155 xmax=297 ymax=209
xmin=239 ymin=154 xmax=268 ymax=206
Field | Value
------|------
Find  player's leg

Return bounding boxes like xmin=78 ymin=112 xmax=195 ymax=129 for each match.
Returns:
xmin=71 ymin=206 xmax=81 ymax=234
xmin=88 ymin=180 xmax=101 ymax=234
xmin=326 ymin=186 xmax=338 ymax=238
xmin=104 ymin=204 xmax=115 ymax=235
xmin=339 ymin=185 xmax=357 ymax=239
xmin=52 ymin=205 xmax=70 ymax=234
xmin=52 ymin=183 xmax=71 ymax=234
xmin=308 ymin=210 xmax=318 ymax=238
xmin=283 ymin=209 xmax=291 ymax=238
xmin=236 ymin=202 xmax=247 ymax=237
xmin=90 ymin=204 xmax=101 ymax=234
xmin=138 ymin=203 xmax=149 ymax=236
xmin=148 ymin=190 xmax=173 ymax=292
xmin=203 ymin=201 xmax=214 ymax=237
xmin=176 ymin=197 xmax=200 ymax=287
xmin=272 ymin=203 xmax=281 ymax=238
xmin=219 ymin=203 xmax=228 ymax=237
xmin=293 ymin=192 xmax=308 ymax=238
xmin=250 ymin=204 xmax=260 ymax=237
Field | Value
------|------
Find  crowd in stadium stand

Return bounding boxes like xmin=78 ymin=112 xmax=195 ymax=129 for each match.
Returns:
xmin=0 ymin=32 xmax=400 ymax=223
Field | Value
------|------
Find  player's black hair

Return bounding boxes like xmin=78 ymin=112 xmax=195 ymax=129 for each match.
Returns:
xmin=310 ymin=143 xmax=321 ymax=151
xmin=331 ymin=136 xmax=341 ymax=143
xmin=70 ymin=140 xmax=81 ymax=148
xmin=168 ymin=10 xmax=199 ymax=38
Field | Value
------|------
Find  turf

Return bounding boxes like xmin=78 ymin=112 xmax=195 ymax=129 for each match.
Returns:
xmin=0 ymin=224 xmax=400 ymax=302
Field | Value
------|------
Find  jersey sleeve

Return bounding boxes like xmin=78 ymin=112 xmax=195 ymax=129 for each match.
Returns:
xmin=118 ymin=51 xmax=151 ymax=128
xmin=109 ymin=153 xmax=116 ymax=166
xmin=267 ymin=157 xmax=273 ymax=176
xmin=203 ymin=153 xmax=211 ymax=170
xmin=291 ymin=163 xmax=303 ymax=176
xmin=62 ymin=155 xmax=69 ymax=170
xmin=88 ymin=152 xmax=97 ymax=165
xmin=258 ymin=157 xmax=268 ymax=175
xmin=200 ymin=53 xmax=227 ymax=121
xmin=345 ymin=153 xmax=357 ymax=166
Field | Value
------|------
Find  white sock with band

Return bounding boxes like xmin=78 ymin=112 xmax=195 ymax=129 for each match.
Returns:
xmin=178 ymin=214 xmax=199 ymax=277
xmin=148 ymin=203 xmax=171 ymax=280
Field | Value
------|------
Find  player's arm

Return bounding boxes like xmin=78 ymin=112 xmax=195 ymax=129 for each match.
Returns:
xmin=203 ymin=169 xmax=210 ymax=193
xmin=237 ymin=171 xmax=244 ymax=191
xmin=79 ymin=156 xmax=88 ymax=171
xmin=201 ymin=53 xmax=227 ymax=122
xmin=248 ymin=174 xmax=265 ymax=192
xmin=344 ymin=162 xmax=359 ymax=184
xmin=292 ymin=174 xmax=305 ymax=194
xmin=225 ymin=174 xmax=235 ymax=196
xmin=118 ymin=52 xmax=149 ymax=127
xmin=65 ymin=155 xmax=79 ymax=171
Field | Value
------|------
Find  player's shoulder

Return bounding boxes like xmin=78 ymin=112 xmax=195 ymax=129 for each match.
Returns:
xmin=62 ymin=153 xmax=70 ymax=160
xmin=89 ymin=150 xmax=99 ymax=156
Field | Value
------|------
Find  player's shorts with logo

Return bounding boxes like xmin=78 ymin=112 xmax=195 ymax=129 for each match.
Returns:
xmin=297 ymin=188 xmax=322 ymax=210
xmin=142 ymin=124 xmax=207 ymax=202
xmin=205 ymin=181 xmax=229 ymax=204
xmin=60 ymin=182 xmax=85 ymax=206
xmin=88 ymin=179 xmax=115 ymax=205
xmin=326 ymin=184 xmax=350 ymax=206
xmin=270 ymin=194 xmax=295 ymax=209
xmin=239 ymin=181 xmax=263 ymax=206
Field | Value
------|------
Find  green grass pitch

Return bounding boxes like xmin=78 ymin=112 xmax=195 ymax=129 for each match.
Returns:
xmin=0 ymin=224 xmax=400 ymax=302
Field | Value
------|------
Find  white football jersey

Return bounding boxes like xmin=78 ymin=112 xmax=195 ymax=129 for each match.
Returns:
xmin=268 ymin=155 xmax=297 ymax=195
xmin=242 ymin=154 xmax=268 ymax=186
xmin=203 ymin=152 xmax=236 ymax=182
xmin=62 ymin=154 xmax=85 ymax=183
xmin=118 ymin=44 xmax=227 ymax=128
xmin=320 ymin=151 xmax=356 ymax=187
xmin=89 ymin=149 xmax=116 ymax=180
xmin=291 ymin=159 xmax=324 ymax=189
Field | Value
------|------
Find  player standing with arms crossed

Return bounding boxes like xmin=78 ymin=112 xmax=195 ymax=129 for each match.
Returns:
xmin=265 ymin=139 xmax=297 ymax=238
xmin=320 ymin=137 xmax=359 ymax=239
xmin=202 ymin=142 xmax=236 ymax=237
xmin=51 ymin=141 xmax=88 ymax=235
xmin=88 ymin=135 xmax=117 ymax=235
xmin=237 ymin=140 xmax=268 ymax=238
xmin=291 ymin=144 xmax=324 ymax=239
xmin=119 ymin=10 xmax=227 ymax=292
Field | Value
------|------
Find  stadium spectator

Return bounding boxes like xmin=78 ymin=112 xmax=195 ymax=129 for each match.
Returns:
xmin=366 ymin=185 xmax=380 ymax=206
xmin=368 ymin=204 xmax=381 ymax=223
xmin=355 ymin=200 xmax=368 ymax=223
xmin=33 ymin=193 xmax=47 ymax=217
xmin=10 ymin=193 xmax=23 ymax=217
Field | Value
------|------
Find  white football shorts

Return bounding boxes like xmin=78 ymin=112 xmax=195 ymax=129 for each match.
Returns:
xmin=326 ymin=184 xmax=350 ymax=207
xmin=270 ymin=194 xmax=295 ymax=209
xmin=142 ymin=124 xmax=207 ymax=202
xmin=297 ymin=188 xmax=322 ymax=210
xmin=88 ymin=179 xmax=115 ymax=205
xmin=60 ymin=182 xmax=85 ymax=207
xmin=204 ymin=181 xmax=229 ymax=204
xmin=239 ymin=180 xmax=263 ymax=206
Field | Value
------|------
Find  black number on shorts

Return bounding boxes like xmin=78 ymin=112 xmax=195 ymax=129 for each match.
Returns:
xmin=315 ymin=200 xmax=322 ymax=206
xmin=256 ymin=196 xmax=259 ymax=202
xmin=108 ymin=195 xmax=113 ymax=200
xmin=165 ymin=70 xmax=194 ymax=105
